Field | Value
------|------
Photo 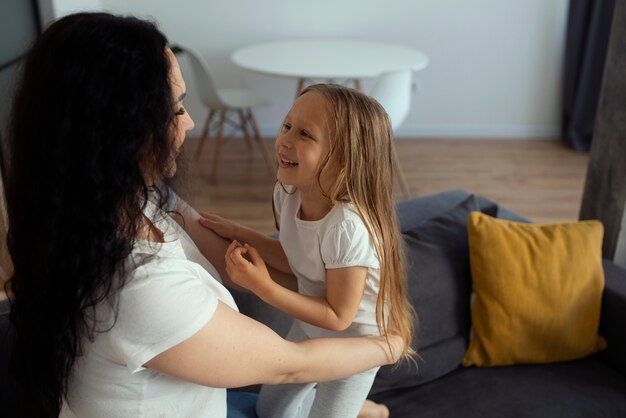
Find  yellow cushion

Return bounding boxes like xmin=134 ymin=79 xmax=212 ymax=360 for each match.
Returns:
xmin=463 ymin=212 xmax=607 ymax=367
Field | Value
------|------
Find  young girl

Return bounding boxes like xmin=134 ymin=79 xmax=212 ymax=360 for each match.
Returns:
xmin=200 ymin=84 xmax=415 ymax=418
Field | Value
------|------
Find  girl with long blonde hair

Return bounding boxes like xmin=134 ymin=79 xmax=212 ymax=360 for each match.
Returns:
xmin=200 ymin=83 xmax=415 ymax=418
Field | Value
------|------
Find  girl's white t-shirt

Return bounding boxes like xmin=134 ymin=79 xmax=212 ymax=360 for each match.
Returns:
xmin=67 ymin=199 xmax=237 ymax=418
xmin=274 ymin=184 xmax=381 ymax=339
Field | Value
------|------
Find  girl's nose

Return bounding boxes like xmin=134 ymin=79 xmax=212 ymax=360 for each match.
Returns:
xmin=276 ymin=134 xmax=293 ymax=149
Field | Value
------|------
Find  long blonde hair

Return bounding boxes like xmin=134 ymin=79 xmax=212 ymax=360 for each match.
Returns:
xmin=296 ymin=83 xmax=416 ymax=359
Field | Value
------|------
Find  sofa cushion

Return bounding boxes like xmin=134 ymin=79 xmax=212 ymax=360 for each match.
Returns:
xmin=371 ymin=195 xmax=497 ymax=394
xmin=464 ymin=212 xmax=607 ymax=367
xmin=369 ymin=357 xmax=626 ymax=418
xmin=396 ymin=189 xmax=500 ymax=231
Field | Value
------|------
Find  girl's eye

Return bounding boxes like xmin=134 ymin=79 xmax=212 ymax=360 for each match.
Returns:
xmin=174 ymin=107 xmax=186 ymax=116
xmin=301 ymin=130 xmax=311 ymax=139
xmin=281 ymin=123 xmax=291 ymax=132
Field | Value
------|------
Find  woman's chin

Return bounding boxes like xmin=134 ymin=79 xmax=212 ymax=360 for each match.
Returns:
xmin=165 ymin=159 xmax=179 ymax=178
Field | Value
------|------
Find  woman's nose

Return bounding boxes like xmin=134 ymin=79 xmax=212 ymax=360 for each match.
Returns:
xmin=186 ymin=114 xmax=195 ymax=131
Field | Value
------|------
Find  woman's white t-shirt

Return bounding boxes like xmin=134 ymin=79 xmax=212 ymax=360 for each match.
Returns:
xmin=274 ymin=184 xmax=381 ymax=339
xmin=67 ymin=199 xmax=237 ymax=417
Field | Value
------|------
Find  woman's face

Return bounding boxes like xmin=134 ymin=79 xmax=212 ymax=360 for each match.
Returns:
xmin=165 ymin=48 xmax=194 ymax=177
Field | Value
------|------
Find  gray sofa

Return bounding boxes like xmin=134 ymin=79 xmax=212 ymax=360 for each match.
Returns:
xmin=230 ymin=189 xmax=626 ymax=418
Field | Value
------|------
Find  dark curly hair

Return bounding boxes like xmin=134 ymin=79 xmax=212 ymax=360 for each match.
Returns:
xmin=5 ymin=12 xmax=177 ymax=416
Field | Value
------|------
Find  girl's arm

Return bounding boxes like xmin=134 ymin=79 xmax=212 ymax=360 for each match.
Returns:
xmin=227 ymin=242 xmax=367 ymax=331
xmin=145 ymin=301 xmax=401 ymax=388
xmin=198 ymin=212 xmax=292 ymax=274
xmin=174 ymin=198 xmax=297 ymax=292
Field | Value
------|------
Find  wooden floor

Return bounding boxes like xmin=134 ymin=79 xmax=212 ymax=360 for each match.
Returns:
xmin=174 ymin=136 xmax=590 ymax=234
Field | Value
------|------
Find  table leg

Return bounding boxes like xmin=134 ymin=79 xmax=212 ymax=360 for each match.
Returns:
xmin=354 ymin=79 xmax=362 ymax=91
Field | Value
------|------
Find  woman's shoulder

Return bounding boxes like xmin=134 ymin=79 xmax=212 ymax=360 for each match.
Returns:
xmin=119 ymin=253 xmax=234 ymax=310
xmin=125 ymin=252 xmax=201 ymax=288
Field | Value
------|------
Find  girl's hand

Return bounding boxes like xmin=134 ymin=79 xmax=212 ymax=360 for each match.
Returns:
xmin=225 ymin=240 xmax=274 ymax=297
xmin=198 ymin=212 xmax=238 ymax=240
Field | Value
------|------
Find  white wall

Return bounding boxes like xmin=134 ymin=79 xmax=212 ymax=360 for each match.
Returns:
xmin=59 ymin=0 xmax=569 ymax=139
xmin=51 ymin=0 xmax=102 ymax=19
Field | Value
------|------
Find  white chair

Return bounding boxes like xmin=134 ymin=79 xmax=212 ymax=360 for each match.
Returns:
xmin=369 ymin=69 xmax=413 ymax=198
xmin=174 ymin=46 xmax=274 ymax=180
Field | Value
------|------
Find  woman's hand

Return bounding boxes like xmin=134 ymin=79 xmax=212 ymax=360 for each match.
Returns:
xmin=382 ymin=333 xmax=406 ymax=364
xmin=381 ymin=317 xmax=409 ymax=364
xmin=198 ymin=212 xmax=239 ymax=241
xmin=225 ymin=240 xmax=274 ymax=297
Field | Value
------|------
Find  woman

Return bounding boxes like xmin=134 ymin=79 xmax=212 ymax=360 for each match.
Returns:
xmin=5 ymin=12 xmax=399 ymax=417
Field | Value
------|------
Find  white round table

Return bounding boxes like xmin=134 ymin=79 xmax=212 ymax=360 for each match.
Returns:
xmin=232 ymin=39 xmax=429 ymax=94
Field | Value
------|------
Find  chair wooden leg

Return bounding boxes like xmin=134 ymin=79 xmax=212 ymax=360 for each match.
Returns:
xmin=354 ymin=79 xmax=362 ymax=91
xmin=392 ymin=145 xmax=411 ymax=199
xmin=210 ymin=111 xmax=226 ymax=181
xmin=245 ymin=109 xmax=274 ymax=175
xmin=238 ymin=109 xmax=253 ymax=152
xmin=195 ymin=109 xmax=215 ymax=161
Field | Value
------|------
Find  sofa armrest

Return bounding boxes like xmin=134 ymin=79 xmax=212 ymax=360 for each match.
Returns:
xmin=599 ymin=259 xmax=626 ymax=375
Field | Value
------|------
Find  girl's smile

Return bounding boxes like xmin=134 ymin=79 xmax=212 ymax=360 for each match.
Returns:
xmin=278 ymin=154 xmax=299 ymax=168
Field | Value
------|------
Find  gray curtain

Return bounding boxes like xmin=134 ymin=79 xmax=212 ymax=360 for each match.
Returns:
xmin=562 ymin=0 xmax=615 ymax=152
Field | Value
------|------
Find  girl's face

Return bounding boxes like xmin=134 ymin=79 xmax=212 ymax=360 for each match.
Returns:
xmin=166 ymin=48 xmax=194 ymax=177
xmin=275 ymin=92 xmax=336 ymax=192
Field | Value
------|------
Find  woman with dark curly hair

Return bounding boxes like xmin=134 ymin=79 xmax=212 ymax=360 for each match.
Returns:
xmin=4 ymin=12 xmax=400 ymax=417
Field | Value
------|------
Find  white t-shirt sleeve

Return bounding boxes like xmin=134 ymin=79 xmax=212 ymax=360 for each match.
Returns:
xmin=320 ymin=219 xmax=379 ymax=270
xmin=108 ymin=259 xmax=218 ymax=374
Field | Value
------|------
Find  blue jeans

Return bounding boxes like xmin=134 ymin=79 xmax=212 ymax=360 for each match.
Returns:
xmin=227 ymin=391 xmax=259 ymax=418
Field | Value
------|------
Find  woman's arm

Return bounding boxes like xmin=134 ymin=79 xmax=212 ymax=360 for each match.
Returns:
xmin=172 ymin=197 xmax=233 ymax=287
xmin=226 ymin=242 xmax=367 ymax=331
xmin=174 ymin=198 xmax=297 ymax=291
xmin=145 ymin=301 xmax=401 ymax=388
